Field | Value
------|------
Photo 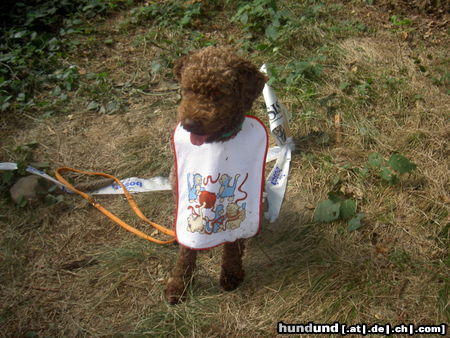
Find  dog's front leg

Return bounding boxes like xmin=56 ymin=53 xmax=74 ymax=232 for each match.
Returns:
xmin=165 ymin=246 xmax=197 ymax=304
xmin=220 ymin=239 xmax=245 ymax=291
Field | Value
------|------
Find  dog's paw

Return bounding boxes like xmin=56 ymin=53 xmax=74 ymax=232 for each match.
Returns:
xmin=165 ymin=277 xmax=186 ymax=305
xmin=220 ymin=269 xmax=244 ymax=291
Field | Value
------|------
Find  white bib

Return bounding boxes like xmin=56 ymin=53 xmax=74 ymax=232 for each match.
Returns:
xmin=172 ymin=116 xmax=268 ymax=249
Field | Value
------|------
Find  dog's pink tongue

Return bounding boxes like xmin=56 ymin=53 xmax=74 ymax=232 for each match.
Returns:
xmin=190 ymin=133 xmax=208 ymax=146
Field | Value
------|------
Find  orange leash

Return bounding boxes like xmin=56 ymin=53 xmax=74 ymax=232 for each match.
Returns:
xmin=55 ymin=167 xmax=176 ymax=245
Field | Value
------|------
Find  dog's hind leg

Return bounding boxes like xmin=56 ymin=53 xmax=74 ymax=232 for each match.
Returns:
xmin=165 ymin=246 xmax=197 ymax=304
xmin=220 ymin=239 xmax=245 ymax=291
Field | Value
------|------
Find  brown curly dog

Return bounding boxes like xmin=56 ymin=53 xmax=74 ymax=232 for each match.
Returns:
xmin=165 ymin=46 xmax=267 ymax=304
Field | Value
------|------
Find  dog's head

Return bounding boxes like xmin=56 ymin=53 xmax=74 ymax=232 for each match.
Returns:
xmin=174 ymin=46 xmax=266 ymax=145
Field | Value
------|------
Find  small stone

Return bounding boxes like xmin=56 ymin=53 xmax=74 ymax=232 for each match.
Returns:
xmin=10 ymin=175 xmax=52 ymax=204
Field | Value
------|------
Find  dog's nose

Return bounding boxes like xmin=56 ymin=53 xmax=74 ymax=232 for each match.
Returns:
xmin=182 ymin=118 xmax=203 ymax=133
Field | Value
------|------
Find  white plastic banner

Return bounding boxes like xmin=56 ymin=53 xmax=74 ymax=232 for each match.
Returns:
xmin=260 ymin=64 xmax=292 ymax=147
xmin=260 ymin=64 xmax=295 ymax=222
xmin=91 ymin=176 xmax=170 ymax=194
xmin=0 ymin=162 xmax=170 ymax=194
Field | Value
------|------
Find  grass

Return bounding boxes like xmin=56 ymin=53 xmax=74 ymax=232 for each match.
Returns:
xmin=1 ymin=0 xmax=449 ymax=336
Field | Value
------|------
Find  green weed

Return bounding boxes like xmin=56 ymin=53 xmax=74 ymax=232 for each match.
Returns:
xmin=313 ymin=191 xmax=364 ymax=230
xmin=390 ymin=15 xmax=412 ymax=27
xmin=266 ymin=56 xmax=325 ymax=97
xmin=231 ymin=0 xmax=289 ymax=41
xmin=314 ymin=152 xmax=416 ymax=228
xmin=80 ymin=72 xmax=126 ymax=114
xmin=0 ymin=0 xmax=131 ymax=114
xmin=127 ymin=0 xmax=204 ymax=28
xmin=366 ymin=152 xmax=417 ymax=185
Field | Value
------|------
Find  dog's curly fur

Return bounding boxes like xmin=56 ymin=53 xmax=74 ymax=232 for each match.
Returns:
xmin=165 ymin=46 xmax=266 ymax=304
xmin=173 ymin=46 xmax=267 ymax=143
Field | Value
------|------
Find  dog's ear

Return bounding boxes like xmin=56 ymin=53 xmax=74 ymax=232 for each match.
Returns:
xmin=173 ymin=54 xmax=189 ymax=81
xmin=235 ymin=60 xmax=267 ymax=112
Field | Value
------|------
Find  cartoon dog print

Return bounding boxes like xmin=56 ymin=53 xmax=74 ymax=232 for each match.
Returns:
xmin=204 ymin=204 xmax=225 ymax=233
xmin=217 ymin=173 xmax=240 ymax=202
xmin=187 ymin=202 xmax=206 ymax=233
xmin=187 ymin=173 xmax=203 ymax=203
xmin=225 ymin=202 xmax=246 ymax=230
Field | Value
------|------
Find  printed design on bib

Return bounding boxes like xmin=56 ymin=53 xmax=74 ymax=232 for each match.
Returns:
xmin=186 ymin=172 xmax=248 ymax=234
